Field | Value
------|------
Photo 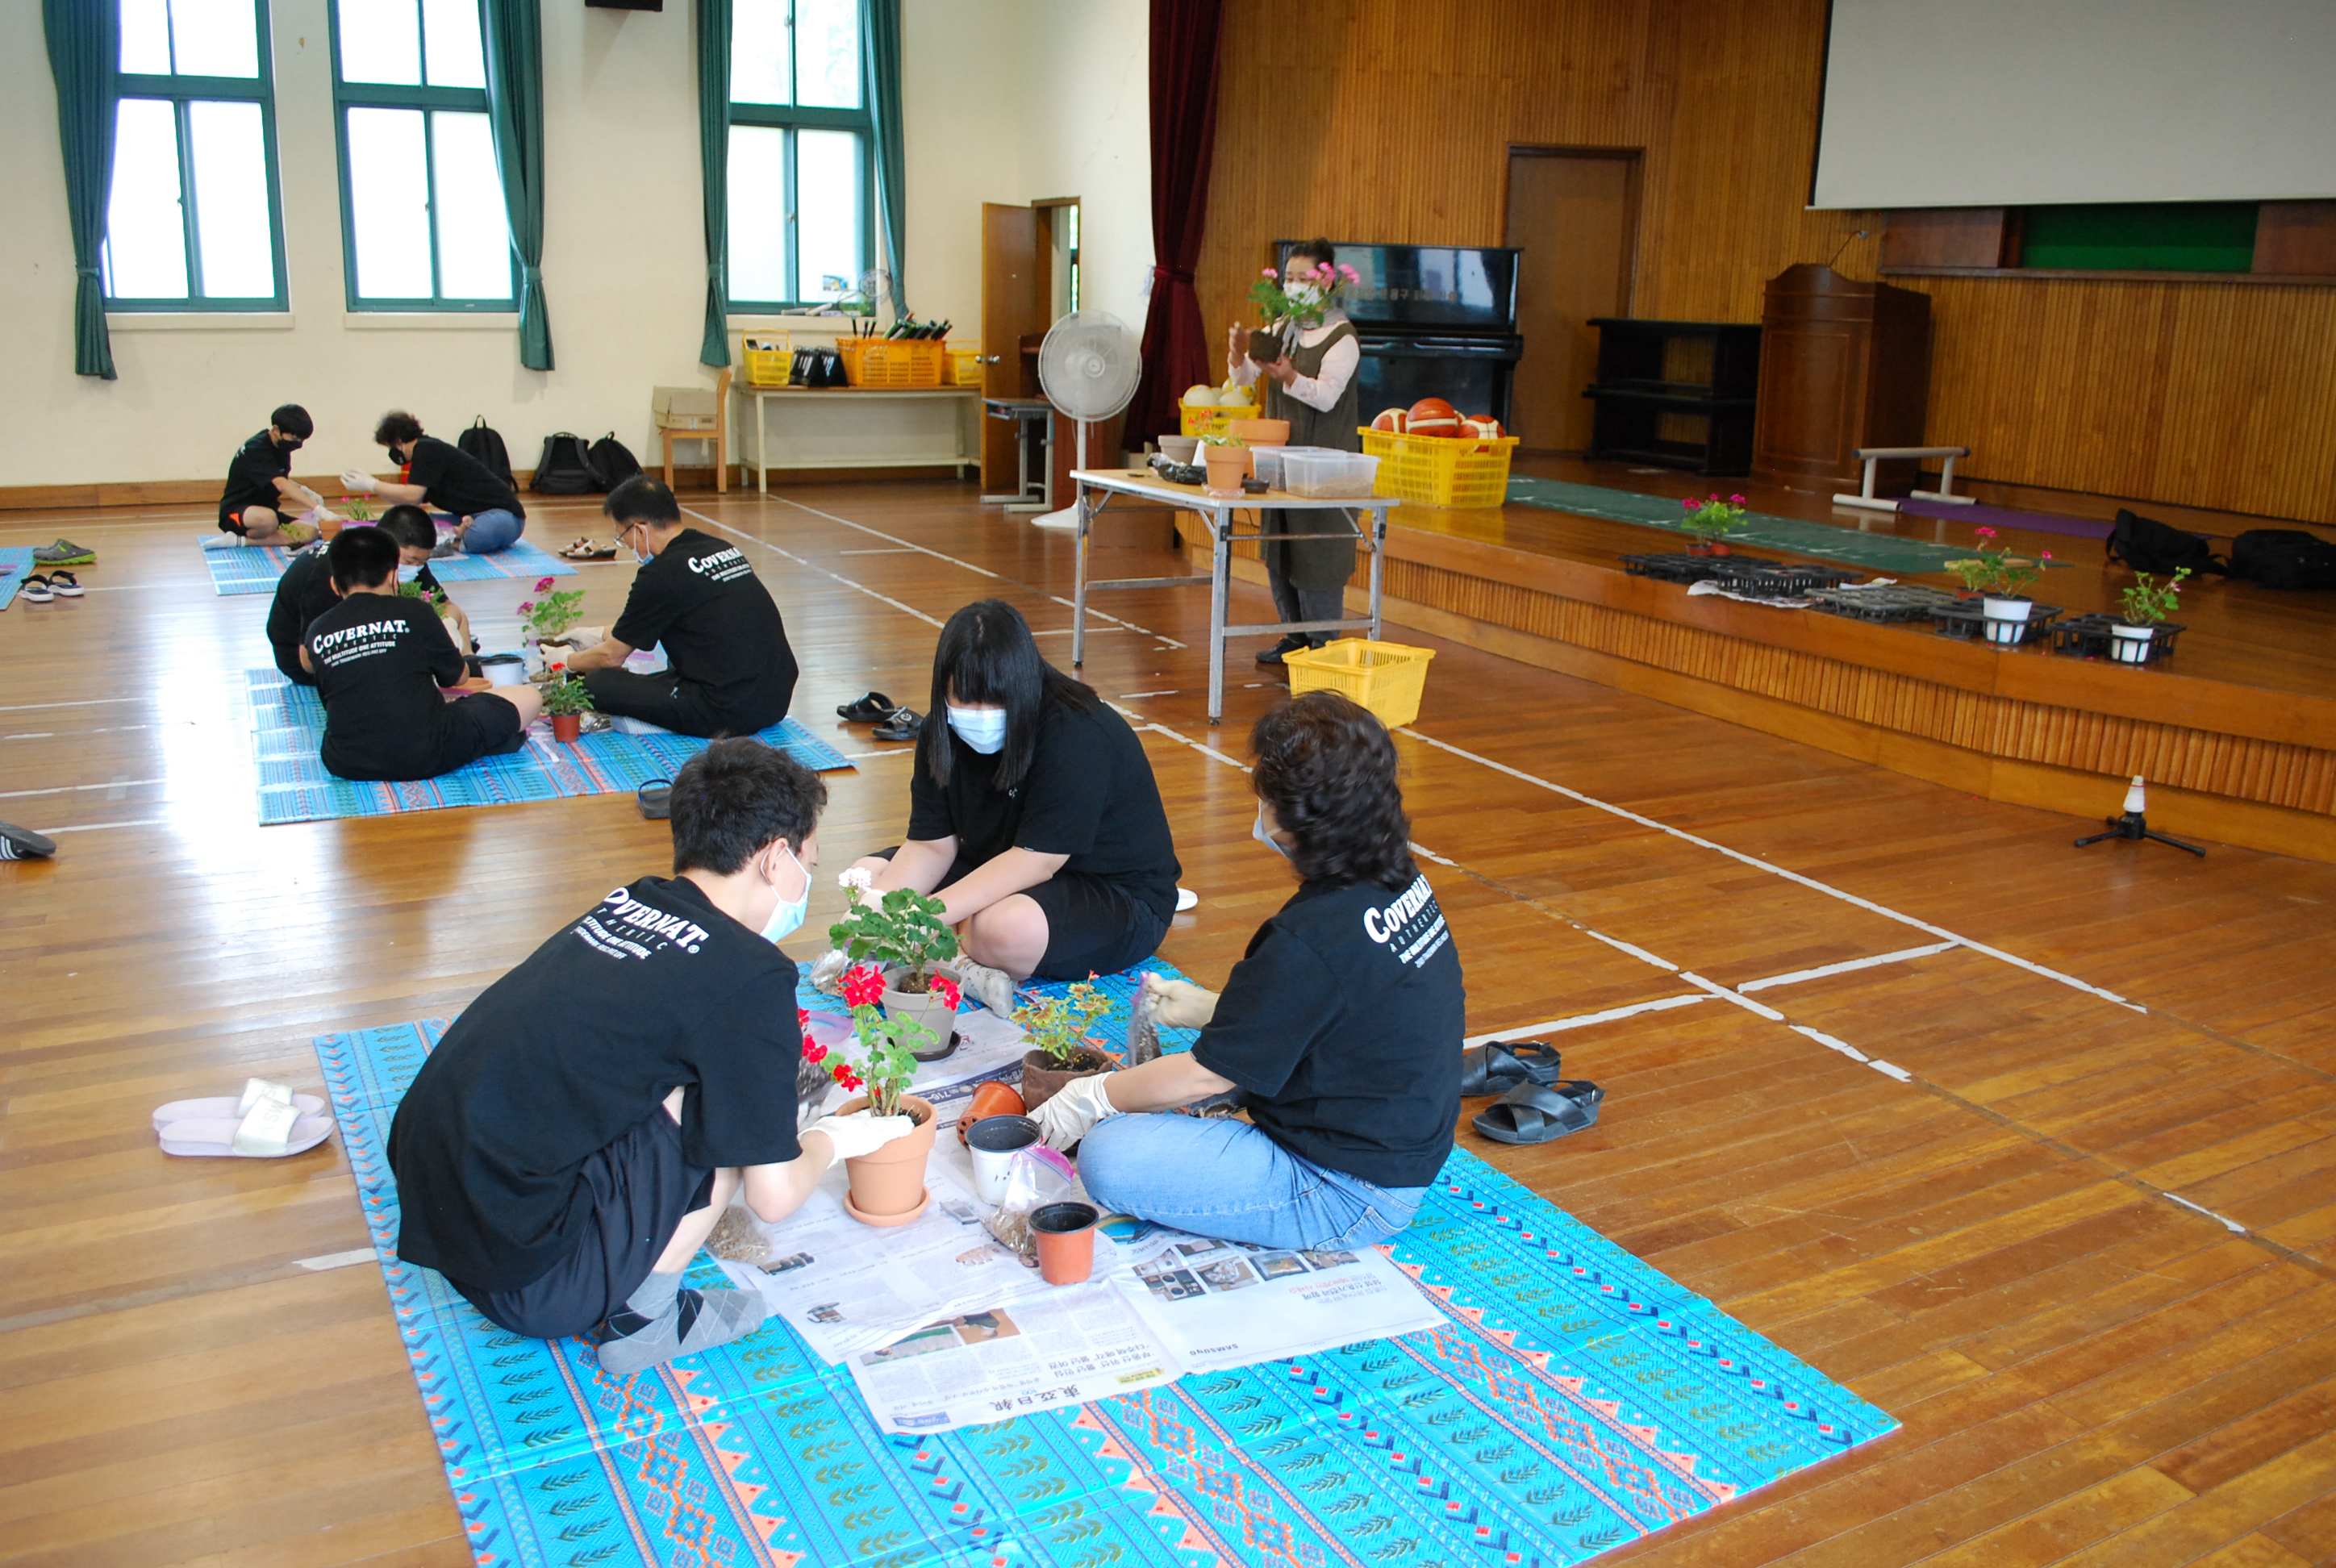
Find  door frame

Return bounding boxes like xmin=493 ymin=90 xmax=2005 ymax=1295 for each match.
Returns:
xmin=1500 ymin=144 xmax=1645 ymax=317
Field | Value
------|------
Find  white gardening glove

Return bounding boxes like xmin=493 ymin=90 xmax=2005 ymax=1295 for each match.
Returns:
xmin=1032 ymin=1070 xmax=1121 ymax=1149
xmin=559 ymin=626 xmax=607 ymax=648
xmin=1144 ymin=974 xmax=1219 ymax=1031
xmin=339 ymin=468 xmax=378 ymax=494
xmin=808 ymin=1111 xmax=914 ymax=1160
xmin=807 ymin=948 xmax=852 ymax=995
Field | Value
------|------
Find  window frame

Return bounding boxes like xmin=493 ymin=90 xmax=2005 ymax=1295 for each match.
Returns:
xmin=106 ymin=0 xmax=291 ymax=314
xmin=326 ymin=0 xmax=517 ymax=313
xmin=726 ymin=2 xmax=874 ymax=313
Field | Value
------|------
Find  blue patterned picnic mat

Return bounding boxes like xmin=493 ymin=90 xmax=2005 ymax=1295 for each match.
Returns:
xmin=317 ymin=974 xmax=1895 ymax=1568
xmin=0 ymin=548 xmax=35 ymax=611
xmin=247 ymin=669 xmax=852 ymax=826
xmin=200 ymin=534 xmax=578 ymax=595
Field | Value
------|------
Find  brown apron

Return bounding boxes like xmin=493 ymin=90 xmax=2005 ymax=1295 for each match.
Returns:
xmin=1262 ymin=319 xmax=1362 ymax=592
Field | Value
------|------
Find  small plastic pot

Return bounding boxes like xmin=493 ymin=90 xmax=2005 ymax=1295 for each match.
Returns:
xmin=1029 ymin=1201 xmax=1099 ymax=1284
xmin=550 ymin=713 xmax=582 ymax=743
xmin=957 ymin=1080 xmax=1027 ymax=1145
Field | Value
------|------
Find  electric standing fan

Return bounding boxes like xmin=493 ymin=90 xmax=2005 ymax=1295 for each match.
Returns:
xmin=1030 ymin=309 xmax=1139 ymax=530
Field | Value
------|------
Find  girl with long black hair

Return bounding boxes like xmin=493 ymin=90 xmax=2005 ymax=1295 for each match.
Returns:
xmin=848 ymin=600 xmax=1181 ymax=986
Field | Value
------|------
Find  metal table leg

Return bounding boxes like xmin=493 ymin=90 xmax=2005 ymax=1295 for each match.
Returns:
xmin=1368 ymin=503 xmax=1387 ymax=639
xmin=1208 ymin=504 xmax=1231 ymax=725
xmin=755 ymin=392 xmax=770 ymax=494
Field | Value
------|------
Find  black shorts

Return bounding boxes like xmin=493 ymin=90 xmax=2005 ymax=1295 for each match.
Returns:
xmin=580 ymin=667 xmax=726 ymax=737
xmin=430 ymin=690 xmax=528 ymax=773
xmin=450 ymin=1111 xmax=717 ymax=1340
xmin=872 ymin=848 xmax=1170 ymax=981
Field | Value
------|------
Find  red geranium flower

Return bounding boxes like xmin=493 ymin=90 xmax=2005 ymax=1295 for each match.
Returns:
xmin=932 ymin=974 xmax=962 ymax=1011
xmin=841 ymin=965 xmax=886 ymax=1009
xmin=535 ymin=576 xmax=555 ymax=592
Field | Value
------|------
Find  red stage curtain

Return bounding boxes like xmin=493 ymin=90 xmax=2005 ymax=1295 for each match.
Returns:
xmin=1124 ymin=0 xmax=1225 ymax=447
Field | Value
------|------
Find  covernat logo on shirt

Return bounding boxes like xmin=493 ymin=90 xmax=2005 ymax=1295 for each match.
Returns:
xmin=573 ymin=886 xmax=711 ymax=960
xmin=309 ymin=615 xmax=405 ymax=668
xmin=686 ymin=546 xmax=753 ymax=583
xmin=1362 ymin=873 xmax=1450 ymax=969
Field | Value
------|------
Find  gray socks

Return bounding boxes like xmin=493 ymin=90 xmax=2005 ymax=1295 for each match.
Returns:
xmin=594 ymin=1269 xmax=769 ymax=1376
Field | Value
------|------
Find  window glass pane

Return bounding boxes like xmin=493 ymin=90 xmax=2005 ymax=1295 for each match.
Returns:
xmin=106 ymin=98 xmax=190 ymax=298
xmin=187 ymin=99 xmax=275 ymax=296
xmin=170 ymin=0 xmax=260 ymax=78
xmin=420 ymin=0 xmax=486 ymax=90
xmin=337 ymin=0 xmax=419 ymax=85
xmin=794 ymin=0 xmax=858 ymax=108
xmin=120 ymin=0 xmax=173 ymax=74
xmin=345 ymin=106 xmax=432 ymax=297
xmin=796 ymin=127 xmax=859 ymax=302
xmin=730 ymin=0 xmax=790 ymax=106
xmin=726 ymin=125 xmax=790 ymax=302
xmin=431 ymin=111 xmax=511 ymax=298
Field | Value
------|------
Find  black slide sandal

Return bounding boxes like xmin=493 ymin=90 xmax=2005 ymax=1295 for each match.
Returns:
xmin=1458 ymin=1040 xmax=1562 ymax=1097
xmin=836 ymin=692 xmax=895 ymax=723
xmin=636 ymin=778 xmax=673 ymax=820
xmin=1471 ymin=1080 xmax=1604 ymax=1145
xmin=872 ymin=707 xmax=924 ymax=742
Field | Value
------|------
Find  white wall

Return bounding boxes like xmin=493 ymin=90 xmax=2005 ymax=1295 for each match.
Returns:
xmin=0 ymin=0 xmax=1149 ymax=490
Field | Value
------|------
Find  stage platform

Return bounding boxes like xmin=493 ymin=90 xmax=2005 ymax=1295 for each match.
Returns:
xmin=1170 ymin=456 xmax=2336 ymax=863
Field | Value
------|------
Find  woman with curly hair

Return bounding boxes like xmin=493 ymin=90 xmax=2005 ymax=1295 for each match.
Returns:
xmin=1036 ymin=690 xmax=1464 ymax=1248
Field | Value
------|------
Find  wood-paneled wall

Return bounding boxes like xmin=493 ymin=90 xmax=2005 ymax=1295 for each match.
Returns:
xmin=1195 ymin=0 xmax=2336 ymax=525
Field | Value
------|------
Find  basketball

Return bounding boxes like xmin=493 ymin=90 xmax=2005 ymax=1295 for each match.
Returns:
xmin=1462 ymin=415 xmax=1504 ymax=441
xmin=1371 ymin=407 xmax=1408 ymax=434
xmin=1406 ymin=398 xmax=1461 ymax=438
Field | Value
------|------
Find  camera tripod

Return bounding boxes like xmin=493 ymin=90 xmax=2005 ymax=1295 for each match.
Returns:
xmin=2075 ymin=776 xmax=2205 ymax=857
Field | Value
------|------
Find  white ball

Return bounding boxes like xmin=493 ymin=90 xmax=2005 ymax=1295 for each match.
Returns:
xmin=1216 ymin=386 xmax=1249 ymax=407
xmin=1183 ymin=384 xmax=1216 ymax=406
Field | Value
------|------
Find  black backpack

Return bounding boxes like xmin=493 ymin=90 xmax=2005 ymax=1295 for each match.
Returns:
xmin=2107 ymin=508 xmax=2223 ymax=577
xmin=532 ymin=432 xmax=597 ymax=494
xmin=587 ymin=433 xmax=643 ymax=492
xmin=2230 ymin=529 xmax=2336 ymax=590
xmin=457 ymin=415 xmax=512 ymax=488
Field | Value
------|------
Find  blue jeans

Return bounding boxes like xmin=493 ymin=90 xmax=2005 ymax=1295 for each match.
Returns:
xmin=460 ymin=508 xmax=524 ymax=554
xmin=1078 ymin=1113 xmax=1428 ymax=1250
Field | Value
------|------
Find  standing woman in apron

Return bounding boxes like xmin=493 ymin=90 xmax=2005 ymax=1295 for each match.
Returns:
xmin=1225 ymin=239 xmax=1364 ymax=665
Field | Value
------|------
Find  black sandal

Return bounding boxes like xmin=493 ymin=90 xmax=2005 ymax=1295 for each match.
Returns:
xmin=47 ymin=570 xmax=84 ymax=598
xmin=636 ymin=778 xmax=672 ymax=819
xmin=19 ymin=575 xmax=53 ymax=604
xmin=1458 ymin=1040 xmax=1562 ymax=1097
xmin=1471 ymin=1080 xmax=1604 ymax=1145
xmin=836 ymin=691 xmax=895 ymax=724
xmin=871 ymin=707 xmax=924 ymax=742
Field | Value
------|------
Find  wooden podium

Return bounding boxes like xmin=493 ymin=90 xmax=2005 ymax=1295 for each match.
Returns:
xmin=1751 ymin=265 xmax=1932 ymax=494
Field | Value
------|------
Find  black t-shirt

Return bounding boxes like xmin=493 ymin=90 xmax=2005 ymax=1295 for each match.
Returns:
xmin=1192 ymin=874 xmax=1464 ymax=1188
xmin=306 ymin=592 xmax=465 ymax=779
xmin=221 ymin=429 xmax=292 ymax=520
xmin=611 ymin=529 xmax=798 ymax=730
xmin=406 ymin=436 xmax=525 ymax=520
xmin=388 ymin=877 xmax=804 ymax=1291
xmin=907 ymin=699 xmax=1181 ymax=920
xmin=265 ymin=550 xmax=338 ymax=679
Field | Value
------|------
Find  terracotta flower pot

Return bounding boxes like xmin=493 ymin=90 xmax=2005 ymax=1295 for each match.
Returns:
xmin=1202 ymin=445 xmax=1253 ymax=497
xmin=1245 ymin=328 xmax=1283 ymax=365
xmin=957 ymin=1080 xmax=1027 ymax=1145
xmin=1030 ymin=1201 xmax=1099 ymax=1284
xmin=550 ymin=713 xmax=582 ymax=743
xmin=1020 ymin=1049 xmax=1114 ymax=1114
xmin=1709 ymin=542 xmax=1732 ymax=556
xmin=836 ymin=1093 xmax=937 ymax=1226
xmin=880 ymin=966 xmax=957 ymax=1061
xmin=1228 ymin=418 xmax=1290 ymax=447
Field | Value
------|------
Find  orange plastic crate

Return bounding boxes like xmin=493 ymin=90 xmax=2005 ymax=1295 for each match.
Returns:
xmin=1359 ymin=428 xmax=1520 ymax=509
xmin=839 ymin=339 xmax=949 ymax=388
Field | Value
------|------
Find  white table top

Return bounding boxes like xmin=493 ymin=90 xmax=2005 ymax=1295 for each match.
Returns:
xmin=1071 ymin=468 xmax=1399 ymax=511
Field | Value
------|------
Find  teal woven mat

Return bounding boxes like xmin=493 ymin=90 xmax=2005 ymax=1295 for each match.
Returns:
xmin=247 ymin=668 xmax=851 ymax=825
xmin=201 ymin=534 xmax=577 ymax=596
xmin=1504 ymin=476 xmax=2067 ymax=575
xmin=319 ymin=973 xmax=1895 ymax=1567
xmin=0 ymin=548 xmax=35 ymax=611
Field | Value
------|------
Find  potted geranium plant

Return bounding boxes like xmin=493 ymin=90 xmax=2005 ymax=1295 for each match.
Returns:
xmin=1681 ymin=493 xmax=1749 ymax=556
xmin=829 ymin=869 xmax=963 ymax=1059
xmin=1943 ymin=528 xmax=2054 ymax=644
xmin=1245 ymin=256 xmax=1361 ymax=363
xmin=517 ymin=576 xmax=586 ymax=645
xmin=540 ymin=673 xmax=594 ymax=742
xmin=2112 ymin=567 xmax=2188 ymax=664
xmin=1016 ymin=979 xmax=1117 ymax=1112
xmin=814 ymin=965 xmax=941 ymax=1225
xmin=1199 ymin=433 xmax=1253 ymax=496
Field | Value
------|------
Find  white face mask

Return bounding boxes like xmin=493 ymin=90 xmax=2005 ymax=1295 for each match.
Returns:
xmin=760 ymin=843 xmax=811 ymax=943
xmin=948 ymin=706 xmax=1009 ymax=755
xmin=1254 ymin=803 xmax=1292 ymax=860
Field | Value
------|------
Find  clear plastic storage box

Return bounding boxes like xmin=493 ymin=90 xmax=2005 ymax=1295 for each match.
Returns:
xmin=1279 ymin=449 xmax=1382 ymax=499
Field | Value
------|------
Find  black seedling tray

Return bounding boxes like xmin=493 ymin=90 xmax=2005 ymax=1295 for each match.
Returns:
xmin=1619 ymin=552 xmax=1753 ymax=584
xmin=2047 ymin=613 xmax=2186 ymax=664
xmin=1705 ymin=560 xmax=1863 ymax=599
xmin=1811 ymin=584 xmax=1964 ymax=623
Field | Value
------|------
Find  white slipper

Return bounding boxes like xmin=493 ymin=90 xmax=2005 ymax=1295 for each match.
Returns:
xmin=1175 ymin=887 xmax=1199 ymax=911
xmin=157 ymin=1102 xmax=335 ymax=1158
xmin=152 ymin=1076 xmax=324 ymax=1132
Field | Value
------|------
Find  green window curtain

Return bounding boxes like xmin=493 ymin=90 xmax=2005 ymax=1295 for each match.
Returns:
xmin=43 ymin=0 xmax=119 ymax=381
xmin=696 ymin=0 xmax=732 ymax=367
xmin=861 ymin=0 xmax=905 ymax=315
xmin=480 ymin=0 xmax=553 ymax=369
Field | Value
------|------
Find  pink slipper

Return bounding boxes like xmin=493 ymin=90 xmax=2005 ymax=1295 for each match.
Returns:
xmin=152 ymin=1077 xmax=324 ymax=1132
xmin=157 ymin=1101 xmax=335 ymax=1158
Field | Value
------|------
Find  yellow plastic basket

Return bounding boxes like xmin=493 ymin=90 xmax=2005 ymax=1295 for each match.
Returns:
xmin=741 ymin=333 xmax=793 ymax=388
xmin=945 ymin=343 xmax=984 ymax=386
xmin=1282 ymin=639 xmax=1437 ymax=728
xmin=839 ymin=339 xmax=949 ymax=388
xmin=1179 ymin=398 xmax=1258 ymax=439
xmin=1359 ymin=428 xmax=1520 ymax=509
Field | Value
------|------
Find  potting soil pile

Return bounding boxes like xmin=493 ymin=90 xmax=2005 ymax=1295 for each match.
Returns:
xmin=244 ymin=667 xmax=853 ymax=824
xmin=198 ymin=533 xmax=577 ymax=595
xmin=316 ymin=966 xmax=1895 ymax=1568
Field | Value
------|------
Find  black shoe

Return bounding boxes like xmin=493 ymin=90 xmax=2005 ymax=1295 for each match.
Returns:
xmin=1254 ymin=634 xmax=1308 ymax=666
xmin=0 ymin=821 xmax=57 ymax=860
xmin=872 ymin=707 xmax=924 ymax=742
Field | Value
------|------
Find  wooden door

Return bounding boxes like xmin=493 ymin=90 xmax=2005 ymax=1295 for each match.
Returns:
xmin=981 ymin=202 xmax=1050 ymax=491
xmin=1504 ymin=150 xmax=1639 ymax=454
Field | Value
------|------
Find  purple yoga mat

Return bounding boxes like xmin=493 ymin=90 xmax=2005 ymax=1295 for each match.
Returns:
xmin=1899 ymin=498 xmax=2112 ymax=540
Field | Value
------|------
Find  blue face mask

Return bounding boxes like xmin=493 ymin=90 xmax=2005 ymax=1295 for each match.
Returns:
xmin=760 ymin=844 xmax=810 ymax=944
xmin=948 ymin=707 xmax=1009 ymax=755
xmin=1254 ymin=804 xmax=1292 ymax=860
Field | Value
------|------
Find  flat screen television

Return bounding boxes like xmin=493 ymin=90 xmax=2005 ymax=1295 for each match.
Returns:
xmin=1274 ymin=242 xmax=1519 ymax=331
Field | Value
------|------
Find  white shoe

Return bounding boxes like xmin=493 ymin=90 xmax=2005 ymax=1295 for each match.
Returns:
xmin=1175 ymin=887 xmax=1199 ymax=912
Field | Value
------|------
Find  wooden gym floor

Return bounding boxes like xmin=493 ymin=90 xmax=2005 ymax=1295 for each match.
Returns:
xmin=3 ymin=481 xmax=2334 ymax=1566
